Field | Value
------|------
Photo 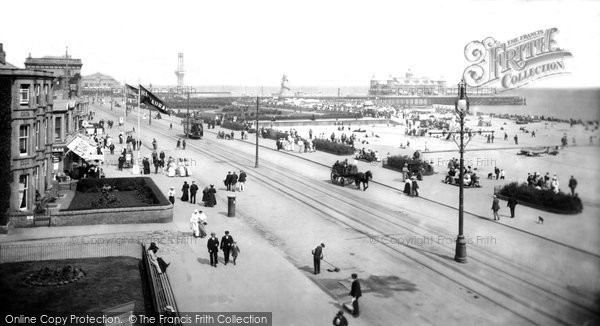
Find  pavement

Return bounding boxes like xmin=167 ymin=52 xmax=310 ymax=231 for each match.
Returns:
xmin=2 ymin=102 xmax=599 ymax=325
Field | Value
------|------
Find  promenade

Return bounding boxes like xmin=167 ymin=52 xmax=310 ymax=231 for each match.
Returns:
xmin=2 ymin=102 xmax=599 ymax=325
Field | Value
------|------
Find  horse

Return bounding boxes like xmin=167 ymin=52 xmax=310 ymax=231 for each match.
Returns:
xmin=355 ymin=170 xmax=373 ymax=191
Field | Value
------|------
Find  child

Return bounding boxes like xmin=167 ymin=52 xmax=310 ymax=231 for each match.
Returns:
xmin=500 ymin=169 xmax=505 ymax=180
xmin=231 ymin=241 xmax=240 ymax=265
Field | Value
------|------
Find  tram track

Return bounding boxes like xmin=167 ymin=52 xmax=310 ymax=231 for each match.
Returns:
xmin=108 ymin=111 xmax=599 ymax=325
xmin=143 ymin=128 xmax=598 ymax=326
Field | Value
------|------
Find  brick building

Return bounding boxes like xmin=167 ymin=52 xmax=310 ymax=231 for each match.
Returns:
xmin=0 ymin=44 xmax=87 ymax=226
xmin=24 ymin=48 xmax=82 ymax=99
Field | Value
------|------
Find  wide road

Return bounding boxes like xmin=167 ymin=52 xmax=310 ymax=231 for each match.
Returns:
xmin=95 ymin=104 xmax=600 ymax=325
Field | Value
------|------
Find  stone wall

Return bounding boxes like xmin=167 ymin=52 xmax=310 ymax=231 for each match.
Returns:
xmin=10 ymin=204 xmax=172 ymax=227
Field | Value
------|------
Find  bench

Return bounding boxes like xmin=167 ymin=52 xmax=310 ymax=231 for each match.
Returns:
xmin=141 ymin=244 xmax=182 ymax=326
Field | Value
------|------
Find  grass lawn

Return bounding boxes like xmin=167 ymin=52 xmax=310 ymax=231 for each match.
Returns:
xmin=67 ymin=191 xmax=149 ymax=210
xmin=0 ymin=257 xmax=147 ymax=313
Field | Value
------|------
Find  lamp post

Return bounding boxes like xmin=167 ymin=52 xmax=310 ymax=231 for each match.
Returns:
xmin=255 ymin=96 xmax=259 ymax=168
xmin=454 ymin=78 xmax=469 ymax=263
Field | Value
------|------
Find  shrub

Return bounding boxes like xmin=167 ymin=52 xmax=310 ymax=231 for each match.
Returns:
xmin=495 ymin=182 xmax=583 ymax=214
xmin=312 ymin=139 xmax=354 ymax=155
xmin=221 ymin=121 xmax=247 ymax=131
xmin=385 ymin=155 xmax=434 ymax=176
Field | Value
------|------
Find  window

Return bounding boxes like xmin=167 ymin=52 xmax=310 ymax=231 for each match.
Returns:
xmin=35 ymin=121 xmax=40 ymax=150
xmin=20 ymin=85 xmax=30 ymax=104
xmin=35 ymin=84 xmax=41 ymax=104
xmin=44 ymin=85 xmax=49 ymax=102
xmin=54 ymin=116 xmax=62 ymax=141
xmin=19 ymin=125 xmax=29 ymax=156
xmin=19 ymin=174 xmax=28 ymax=211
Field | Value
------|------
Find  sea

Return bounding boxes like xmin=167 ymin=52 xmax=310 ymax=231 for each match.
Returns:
xmin=167 ymin=85 xmax=600 ymax=121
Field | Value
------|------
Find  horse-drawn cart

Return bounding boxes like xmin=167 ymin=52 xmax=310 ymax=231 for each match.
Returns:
xmin=330 ymin=162 xmax=373 ymax=190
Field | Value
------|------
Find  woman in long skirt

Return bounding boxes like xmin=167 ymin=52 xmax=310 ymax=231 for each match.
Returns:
xmin=206 ymin=184 xmax=217 ymax=207
xmin=190 ymin=210 xmax=200 ymax=237
xmin=181 ymin=181 xmax=190 ymax=202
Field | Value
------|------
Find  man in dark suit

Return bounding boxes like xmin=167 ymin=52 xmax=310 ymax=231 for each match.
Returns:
xmin=349 ymin=273 xmax=362 ymax=317
xmin=224 ymin=172 xmax=232 ymax=191
xmin=312 ymin=243 xmax=324 ymax=274
xmin=189 ymin=181 xmax=199 ymax=204
xmin=207 ymin=233 xmax=219 ymax=267
xmin=220 ymin=231 xmax=234 ymax=265
xmin=231 ymin=172 xmax=238 ymax=192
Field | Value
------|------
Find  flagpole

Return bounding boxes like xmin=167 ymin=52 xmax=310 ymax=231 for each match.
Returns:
xmin=131 ymin=84 xmax=141 ymax=175
xmin=123 ymin=81 xmax=127 ymax=117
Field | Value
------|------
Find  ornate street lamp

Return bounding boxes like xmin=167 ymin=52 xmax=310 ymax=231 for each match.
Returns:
xmin=454 ymin=78 xmax=469 ymax=263
xmin=255 ymin=96 xmax=259 ymax=168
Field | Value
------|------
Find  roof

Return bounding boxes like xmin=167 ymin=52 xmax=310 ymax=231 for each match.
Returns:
xmin=0 ymin=60 xmax=19 ymax=69
xmin=25 ymin=56 xmax=82 ymax=67
xmin=82 ymin=72 xmax=118 ymax=81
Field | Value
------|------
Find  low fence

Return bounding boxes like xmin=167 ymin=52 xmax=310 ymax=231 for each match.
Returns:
xmin=142 ymin=244 xmax=182 ymax=326
xmin=0 ymin=241 xmax=140 ymax=263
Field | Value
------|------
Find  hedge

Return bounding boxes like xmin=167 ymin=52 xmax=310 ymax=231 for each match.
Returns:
xmin=495 ymin=182 xmax=583 ymax=214
xmin=384 ymin=155 xmax=435 ymax=176
xmin=221 ymin=121 xmax=250 ymax=131
xmin=312 ymin=139 xmax=354 ymax=155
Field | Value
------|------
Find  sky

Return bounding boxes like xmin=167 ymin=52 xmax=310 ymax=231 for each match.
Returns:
xmin=1 ymin=0 xmax=599 ymax=88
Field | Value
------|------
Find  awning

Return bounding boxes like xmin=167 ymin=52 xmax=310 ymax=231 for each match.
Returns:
xmin=66 ymin=134 xmax=104 ymax=161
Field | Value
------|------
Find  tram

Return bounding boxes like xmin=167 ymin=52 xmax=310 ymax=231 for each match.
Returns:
xmin=182 ymin=115 xmax=204 ymax=139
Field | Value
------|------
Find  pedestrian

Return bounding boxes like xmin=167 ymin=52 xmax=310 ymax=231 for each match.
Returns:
xmin=154 ymin=158 xmax=160 ymax=174
xmin=403 ymin=178 xmax=412 ymax=196
xmin=202 ymin=185 xmax=210 ymax=206
xmin=238 ymin=170 xmax=247 ymax=192
xmin=494 ymin=166 xmax=500 ymax=180
xmin=507 ymin=195 xmax=518 ymax=218
xmin=190 ymin=209 xmax=200 ymax=238
xmin=568 ymin=175 xmax=577 ymax=196
xmin=312 ymin=243 xmax=325 ymax=275
xmin=190 ymin=181 xmax=199 ymax=204
xmin=182 ymin=139 xmax=186 ymax=150
xmin=176 ymin=138 xmax=181 ymax=149
xmin=152 ymin=138 xmax=157 ymax=150
xmin=231 ymin=241 xmax=240 ymax=265
xmin=402 ymin=163 xmax=408 ymax=181
xmin=170 ymin=123 xmax=173 ymax=130
xmin=118 ymin=155 xmax=125 ymax=171
xmin=333 ymin=310 xmax=348 ymax=326
xmin=411 ymin=176 xmax=419 ymax=197
xmin=231 ymin=171 xmax=239 ymax=192
xmin=207 ymin=232 xmax=219 ymax=267
xmin=349 ymin=273 xmax=362 ymax=317
xmin=492 ymin=195 xmax=500 ymax=220
xmin=181 ymin=181 xmax=190 ymax=202
xmin=206 ymin=184 xmax=217 ymax=207
xmin=220 ymin=231 xmax=234 ymax=265
xmin=224 ymin=172 xmax=232 ymax=191
xmin=109 ymin=143 xmax=115 ymax=154
xmin=504 ymin=132 xmax=508 ymax=141
xmin=491 ymin=133 xmax=494 ymax=143
xmin=500 ymin=169 xmax=505 ymax=180
xmin=147 ymin=242 xmax=170 ymax=274
xmin=514 ymin=134 xmax=518 ymax=145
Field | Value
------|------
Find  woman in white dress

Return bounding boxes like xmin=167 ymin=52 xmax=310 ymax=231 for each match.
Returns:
xmin=167 ymin=157 xmax=176 ymax=177
xmin=190 ymin=209 xmax=200 ymax=237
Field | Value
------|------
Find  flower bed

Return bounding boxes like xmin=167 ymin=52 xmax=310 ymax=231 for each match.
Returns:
xmin=221 ymin=121 xmax=251 ymax=131
xmin=312 ymin=139 xmax=354 ymax=155
xmin=23 ymin=266 xmax=85 ymax=287
xmin=384 ymin=155 xmax=435 ymax=176
xmin=495 ymin=182 xmax=583 ymax=214
xmin=67 ymin=177 xmax=170 ymax=211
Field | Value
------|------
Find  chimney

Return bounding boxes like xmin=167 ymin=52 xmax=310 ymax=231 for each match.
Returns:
xmin=0 ymin=43 xmax=5 ymax=65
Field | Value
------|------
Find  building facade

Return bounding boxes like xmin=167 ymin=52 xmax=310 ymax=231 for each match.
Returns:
xmin=24 ymin=49 xmax=82 ymax=99
xmin=369 ymin=71 xmax=447 ymax=96
xmin=81 ymin=73 xmax=121 ymax=95
xmin=0 ymin=44 xmax=86 ymax=225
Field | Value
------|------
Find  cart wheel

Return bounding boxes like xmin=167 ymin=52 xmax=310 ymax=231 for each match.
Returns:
xmin=339 ymin=177 xmax=346 ymax=186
